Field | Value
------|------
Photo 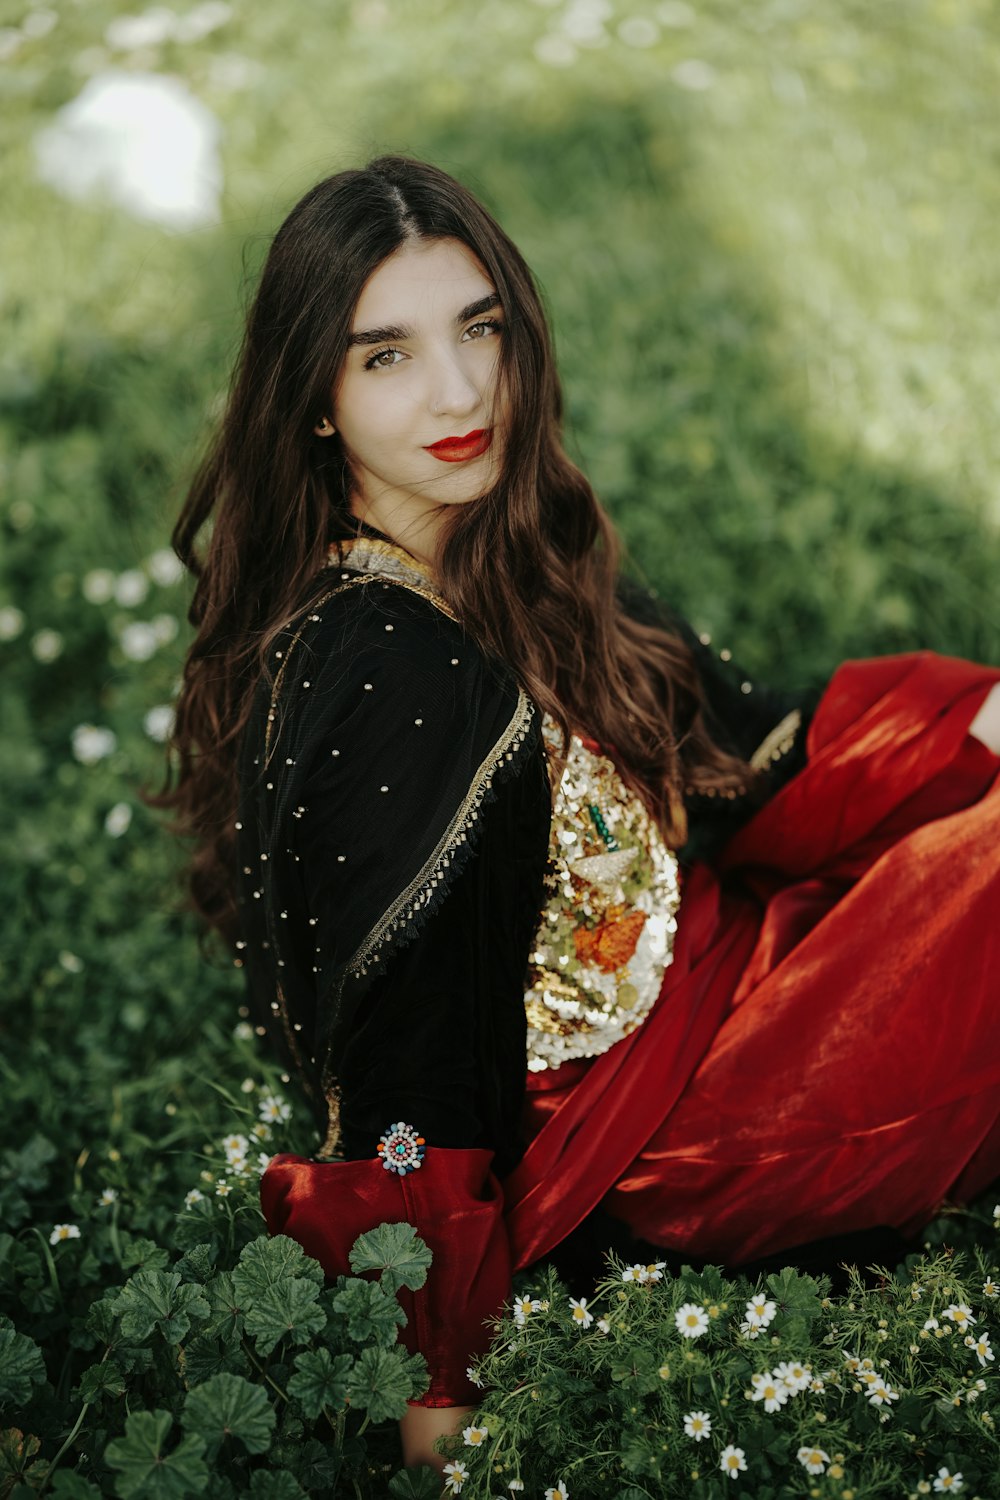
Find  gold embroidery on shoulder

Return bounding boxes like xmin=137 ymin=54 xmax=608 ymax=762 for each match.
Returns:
xmin=345 ymin=686 xmax=536 ymax=979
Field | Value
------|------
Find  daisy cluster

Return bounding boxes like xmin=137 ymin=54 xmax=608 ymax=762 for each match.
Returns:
xmin=180 ymin=1094 xmax=291 ymax=1209
xmin=455 ymin=1249 xmax=1000 ymax=1495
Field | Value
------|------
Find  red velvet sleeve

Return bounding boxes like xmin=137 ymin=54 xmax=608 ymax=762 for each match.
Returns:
xmin=260 ymin=1146 xmax=509 ymax=1407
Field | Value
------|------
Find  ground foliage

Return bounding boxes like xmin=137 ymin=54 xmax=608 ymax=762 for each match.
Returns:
xmin=3 ymin=0 xmax=1000 ymax=1496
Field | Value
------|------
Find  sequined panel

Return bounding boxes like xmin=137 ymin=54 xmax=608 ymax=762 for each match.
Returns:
xmin=524 ymin=716 xmax=682 ymax=1071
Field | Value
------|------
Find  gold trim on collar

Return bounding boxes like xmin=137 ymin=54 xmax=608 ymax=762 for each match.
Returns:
xmin=329 ymin=535 xmax=436 ymax=590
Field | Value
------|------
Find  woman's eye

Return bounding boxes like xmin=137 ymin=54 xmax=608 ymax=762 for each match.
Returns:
xmin=464 ymin=318 xmax=503 ymax=341
xmin=364 ymin=346 xmax=404 ymax=371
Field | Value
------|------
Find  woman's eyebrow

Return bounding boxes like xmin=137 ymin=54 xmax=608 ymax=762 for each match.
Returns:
xmin=347 ymin=291 xmax=501 ymax=347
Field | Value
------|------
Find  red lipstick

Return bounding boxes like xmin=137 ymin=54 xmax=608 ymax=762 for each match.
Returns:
xmin=424 ymin=428 xmax=492 ymax=463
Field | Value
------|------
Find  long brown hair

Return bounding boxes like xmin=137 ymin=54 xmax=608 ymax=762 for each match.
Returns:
xmin=159 ymin=155 xmax=752 ymax=942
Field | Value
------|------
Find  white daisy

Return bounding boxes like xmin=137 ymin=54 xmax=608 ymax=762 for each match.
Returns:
xmin=796 ymin=1447 xmax=830 ymax=1475
xmin=462 ymin=1425 xmax=489 ymax=1447
xmin=867 ymin=1381 xmax=899 ymax=1406
xmin=596 ymin=1317 xmax=611 ymax=1334
xmin=773 ymin=1359 xmax=811 ymax=1393
xmin=749 ymin=1371 xmax=789 ymax=1413
xmin=683 ymin=1410 xmax=712 ymax=1441
xmin=971 ymin=1332 xmax=994 ymax=1367
xmin=466 ymin=1365 xmax=484 ymax=1388
xmin=184 ymin=1189 xmax=204 ymax=1207
xmin=97 ymin=1187 xmax=118 ymax=1206
xmin=215 ymin=1179 xmax=232 ymax=1197
xmin=983 ymin=1278 xmax=999 ymax=1299
xmin=508 ymin=1484 xmax=525 ymax=1494
xmin=258 ymin=1093 xmax=291 ymax=1123
xmin=932 ymin=1468 xmax=963 ymax=1493
xmin=719 ymin=1444 xmax=748 ymax=1479
xmin=544 ymin=1485 xmax=569 ymax=1500
xmin=49 ymin=1223 xmax=81 ymax=1245
xmin=745 ymin=1293 xmax=776 ymax=1328
xmin=622 ymin=1263 xmax=648 ymax=1283
xmin=943 ymin=1303 xmax=975 ymax=1330
xmin=674 ymin=1302 xmax=709 ymax=1339
xmin=568 ymin=1296 xmax=594 ymax=1329
xmin=643 ymin=1260 xmax=667 ymax=1282
xmin=513 ymin=1295 xmax=541 ymax=1327
xmin=442 ymin=1460 xmax=468 ymax=1494
xmin=923 ymin=1317 xmax=940 ymax=1332
xmin=738 ymin=1319 xmax=761 ymax=1340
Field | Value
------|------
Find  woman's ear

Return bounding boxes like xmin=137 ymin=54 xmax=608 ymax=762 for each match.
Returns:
xmin=314 ymin=416 xmax=336 ymax=437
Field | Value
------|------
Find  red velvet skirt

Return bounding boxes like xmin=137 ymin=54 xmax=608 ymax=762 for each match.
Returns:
xmin=505 ymin=651 xmax=1000 ymax=1269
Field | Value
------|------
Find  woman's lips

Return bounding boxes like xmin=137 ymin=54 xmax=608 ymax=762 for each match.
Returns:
xmin=423 ymin=428 xmax=492 ymax=463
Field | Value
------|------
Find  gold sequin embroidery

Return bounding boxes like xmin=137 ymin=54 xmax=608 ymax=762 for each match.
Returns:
xmin=524 ymin=716 xmax=682 ymax=1071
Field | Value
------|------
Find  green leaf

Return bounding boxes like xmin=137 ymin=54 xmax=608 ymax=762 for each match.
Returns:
xmin=243 ymin=1277 xmax=327 ymax=1358
xmin=1 ymin=1133 xmax=57 ymax=1189
xmin=246 ymin=1471 xmax=307 ymax=1500
xmin=50 ymin=1473 xmax=103 ymax=1498
xmin=0 ymin=1319 xmax=47 ymax=1406
xmin=202 ymin=1271 xmax=246 ymax=1345
xmin=171 ymin=1205 xmax=222 ymax=1253
xmin=104 ymin=1409 xmax=209 ymax=1500
xmin=387 ymin=1466 xmax=441 ymax=1499
xmin=175 ymin=1243 xmax=218 ymax=1284
xmin=75 ymin=1361 xmax=128 ymax=1403
xmin=347 ymin=1345 xmax=423 ymax=1423
xmin=182 ymin=1336 xmax=249 ymax=1387
xmin=181 ymin=1373 xmax=276 ymax=1460
xmin=113 ymin=1271 xmax=210 ymax=1345
xmin=119 ymin=1235 xmax=170 ymax=1274
xmin=273 ymin=1439 xmax=340 ymax=1491
xmin=764 ymin=1266 xmax=822 ymax=1321
xmin=348 ymin=1223 xmax=432 ymax=1295
xmin=287 ymin=1348 xmax=352 ymax=1419
xmin=332 ymin=1278 xmax=405 ymax=1346
xmin=232 ymin=1235 xmax=324 ymax=1302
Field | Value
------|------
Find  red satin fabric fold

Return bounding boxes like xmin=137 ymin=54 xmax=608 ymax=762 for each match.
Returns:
xmin=509 ymin=652 xmax=1000 ymax=1268
xmin=260 ymin=1148 xmax=507 ymax=1407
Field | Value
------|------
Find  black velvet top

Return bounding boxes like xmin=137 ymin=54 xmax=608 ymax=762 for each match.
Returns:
xmin=235 ymin=526 xmax=818 ymax=1177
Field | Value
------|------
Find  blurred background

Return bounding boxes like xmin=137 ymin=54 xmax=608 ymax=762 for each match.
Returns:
xmin=2 ymin=0 xmax=999 ymax=1252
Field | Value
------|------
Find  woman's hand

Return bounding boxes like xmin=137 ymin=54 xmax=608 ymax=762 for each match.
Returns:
xmin=969 ymin=683 xmax=1000 ymax=756
xmin=399 ymin=1402 xmax=474 ymax=1474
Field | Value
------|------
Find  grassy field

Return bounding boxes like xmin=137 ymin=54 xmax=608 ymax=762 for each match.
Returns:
xmin=2 ymin=0 xmax=999 ymax=1493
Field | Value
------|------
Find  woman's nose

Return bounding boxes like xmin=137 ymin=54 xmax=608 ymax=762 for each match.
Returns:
xmin=427 ymin=350 xmax=481 ymax=420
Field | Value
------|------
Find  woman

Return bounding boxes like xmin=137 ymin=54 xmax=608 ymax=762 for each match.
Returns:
xmin=166 ymin=155 xmax=1000 ymax=1469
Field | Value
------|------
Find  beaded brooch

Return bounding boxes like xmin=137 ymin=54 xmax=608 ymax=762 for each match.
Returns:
xmin=376 ymin=1122 xmax=426 ymax=1175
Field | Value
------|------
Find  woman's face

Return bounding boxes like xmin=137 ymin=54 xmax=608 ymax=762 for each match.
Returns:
xmin=324 ymin=236 xmax=507 ymax=549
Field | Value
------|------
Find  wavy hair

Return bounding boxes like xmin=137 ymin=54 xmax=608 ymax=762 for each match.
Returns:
xmin=157 ymin=155 xmax=753 ymax=942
